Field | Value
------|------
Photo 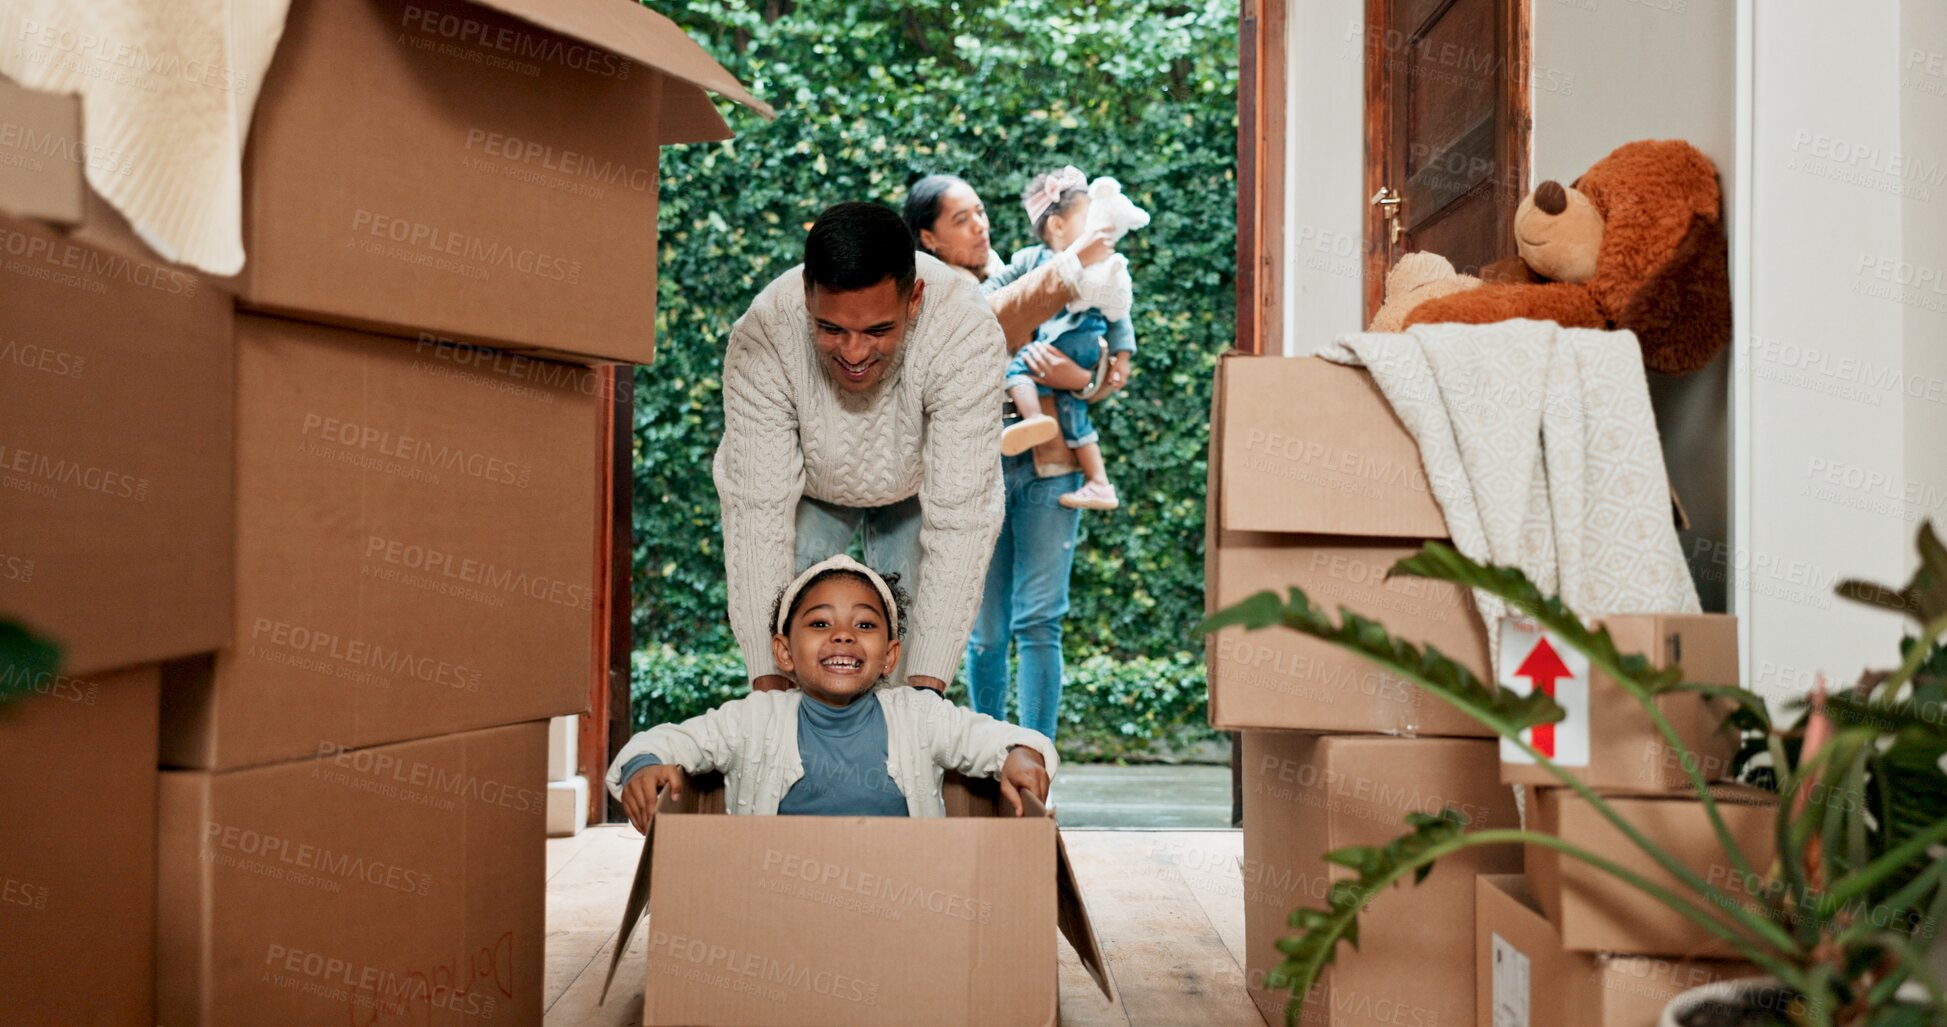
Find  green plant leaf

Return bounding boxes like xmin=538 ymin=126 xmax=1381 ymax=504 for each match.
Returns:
xmin=1835 ymin=521 xmax=1947 ymax=625
xmin=0 ymin=620 xmax=62 ymax=705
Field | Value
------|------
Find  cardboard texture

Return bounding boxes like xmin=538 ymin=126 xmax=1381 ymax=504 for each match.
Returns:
xmin=0 ymin=213 xmax=232 ymax=677
xmin=0 ymin=665 xmax=159 ymax=1027
xmin=1527 ymin=785 xmax=1778 ymax=957
xmin=1475 ymin=875 xmax=1757 ymax=1027
xmin=1241 ymin=731 xmax=1520 ymax=1027
xmin=1502 ymin=613 xmax=1744 ymax=790
xmin=1205 ymin=354 xmax=1494 ymax=736
xmin=234 ymin=0 xmax=767 ymax=364
xmin=156 ymin=721 xmax=548 ymax=1026
xmin=0 ymin=77 xmax=85 ymax=225
xmin=158 ymin=315 xmax=600 ymax=771
xmin=605 ymin=774 xmax=1113 ymax=1026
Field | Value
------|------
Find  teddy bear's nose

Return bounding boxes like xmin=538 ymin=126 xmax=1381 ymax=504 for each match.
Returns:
xmin=1533 ymin=180 xmax=1568 ymax=216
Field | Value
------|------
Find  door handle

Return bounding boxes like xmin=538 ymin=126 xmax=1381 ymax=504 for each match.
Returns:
xmin=1371 ymin=186 xmax=1403 ymax=245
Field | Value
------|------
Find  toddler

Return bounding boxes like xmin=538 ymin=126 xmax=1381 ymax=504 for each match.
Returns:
xmin=994 ymin=167 xmax=1144 ymax=511
xmin=606 ymin=555 xmax=1057 ymax=829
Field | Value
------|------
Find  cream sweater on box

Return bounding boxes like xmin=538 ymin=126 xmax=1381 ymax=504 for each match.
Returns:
xmin=713 ymin=254 xmax=1006 ymax=683
xmin=603 ymin=686 xmax=1058 ymax=817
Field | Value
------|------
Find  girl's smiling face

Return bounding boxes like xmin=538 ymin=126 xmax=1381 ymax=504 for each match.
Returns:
xmin=771 ymin=575 xmax=901 ymax=705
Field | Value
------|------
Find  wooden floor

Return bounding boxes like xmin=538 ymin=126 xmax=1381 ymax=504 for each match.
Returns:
xmin=542 ymin=824 xmax=1265 ymax=1027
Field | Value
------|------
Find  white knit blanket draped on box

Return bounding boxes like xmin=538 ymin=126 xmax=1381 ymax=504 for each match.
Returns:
xmin=1 ymin=0 xmax=292 ymax=275
xmin=1316 ymin=320 xmax=1699 ymax=660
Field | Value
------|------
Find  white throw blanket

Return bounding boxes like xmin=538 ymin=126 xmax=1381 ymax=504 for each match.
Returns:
xmin=1316 ymin=321 xmax=1699 ymax=656
xmin=1 ymin=0 xmax=292 ymax=274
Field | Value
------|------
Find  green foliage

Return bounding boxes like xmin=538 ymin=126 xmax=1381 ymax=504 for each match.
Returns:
xmin=630 ymin=0 xmax=1237 ymax=705
xmin=0 ymin=619 xmax=62 ymax=706
xmin=631 ymin=644 xmax=1219 ymax=763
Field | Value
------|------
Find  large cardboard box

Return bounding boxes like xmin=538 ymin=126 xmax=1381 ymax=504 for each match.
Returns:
xmin=1501 ymin=613 xmax=1744 ymax=790
xmin=0 ymin=213 xmax=232 ymax=677
xmin=157 ymin=721 xmax=548 ymax=1026
xmin=0 ymin=77 xmax=85 ymax=224
xmin=159 ymin=315 xmax=601 ymax=770
xmin=232 ymin=0 xmax=768 ymax=364
xmin=605 ymin=775 xmax=1115 ymax=1026
xmin=1241 ymin=731 xmax=1520 ymax=1027
xmin=1527 ymin=785 xmax=1777 ymax=957
xmin=0 ymin=664 xmax=159 ymax=1027
xmin=1206 ymin=355 xmax=1492 ymax=735
xmin=1476 ymin=875 xmax=1757 ymax=1027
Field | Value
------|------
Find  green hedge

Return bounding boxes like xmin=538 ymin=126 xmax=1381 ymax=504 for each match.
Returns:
xmin=631 ymin=0 xmax=1236 ymax=755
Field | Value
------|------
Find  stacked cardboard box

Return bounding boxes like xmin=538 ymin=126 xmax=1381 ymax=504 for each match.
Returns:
xmin=1 ymin=190 xmax=231 ymax=1025
xmin=5 ymin=0 xmax=763 ymax=1021
xmin=1206 ymin=354 xmax=1520 ymax=1026
xmin=138 ymin=2 xmax=763 ymax=1022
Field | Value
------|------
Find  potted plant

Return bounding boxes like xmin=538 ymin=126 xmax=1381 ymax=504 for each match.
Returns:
xmin=1200 ymin=523 xmax=1947 ymax=1027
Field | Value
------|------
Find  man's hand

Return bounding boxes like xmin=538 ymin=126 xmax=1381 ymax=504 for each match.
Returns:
xmin=752 ymin=674 xmax=795 ymax=693
xmin=619 ymin=764 xmax=688 ymax=833
xmin=907 ymin=674 xmax=947 ymax=694
xmin=1093 ymin=351 xmax=1133 ymax=401
xmin=1018 ymin=342 xmax=1094 ymax=392
xmin=1064 ymin=227 xmax=1117 ymax=269
xmin=999 ymin=746 xmax=1051 ymax=817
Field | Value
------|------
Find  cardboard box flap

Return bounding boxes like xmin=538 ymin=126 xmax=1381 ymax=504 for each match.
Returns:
xmin=601 ymin=771 xmax=722 ymax=1003
xmin=0 ymin=78 xmax=85 ymax=225
xmin=1042 ymin=794 xmax=1117 ymax=1004
xmin=468 ymin=0 xmax=774 ymax=138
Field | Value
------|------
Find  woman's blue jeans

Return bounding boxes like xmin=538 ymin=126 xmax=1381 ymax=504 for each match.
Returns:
xmin=967 ymin=454 xmax=1081 ymax=739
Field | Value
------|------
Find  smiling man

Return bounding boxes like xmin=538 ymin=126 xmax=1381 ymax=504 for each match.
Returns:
xmin=714 ymin=201 xmax=1004 ymax=693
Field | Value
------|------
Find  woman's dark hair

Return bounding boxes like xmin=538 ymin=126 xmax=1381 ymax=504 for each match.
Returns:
xmin=902 ymin=174 xmax=969 ymax=254
xmin=804 ymin=201 xmax=918 ymax=295
xmin=1023 ymin=172 xmax=1087 ymax=244
xmin=771 ymin=568 xmax=910 ymax=640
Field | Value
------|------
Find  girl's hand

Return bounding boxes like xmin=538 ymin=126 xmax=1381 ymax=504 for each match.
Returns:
xmin=1095 ymin=351 xmax=1133 ymax=401
xmin=1063 ymin=227 xmax=1117 ymax=269
xmin=620 ymin=764 xmax=688 ymax=833
xmin=999 ymin=746 xmax=1051 ymax=817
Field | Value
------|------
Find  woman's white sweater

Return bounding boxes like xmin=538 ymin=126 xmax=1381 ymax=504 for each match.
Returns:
xmin=712 ymin=253 xmax=1006 ymax=683
xmin=603 ymin=687 xmax=1059 ymax=817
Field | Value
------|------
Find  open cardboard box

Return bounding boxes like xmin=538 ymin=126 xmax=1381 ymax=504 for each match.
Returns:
xmin=1204 ymin=354 xmax=1492 ymax=736
xmin=601 ymin=773 xmax=1115 ymax=1026
xmin=222 ymin=0 xmax=771 ymax=365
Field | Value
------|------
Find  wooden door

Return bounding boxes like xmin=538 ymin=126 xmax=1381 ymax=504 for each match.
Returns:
xmin=1362 ymin=0 xmax=1530 ymax=320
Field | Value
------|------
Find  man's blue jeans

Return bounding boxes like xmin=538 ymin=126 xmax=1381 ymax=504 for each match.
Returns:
xmin=794 ymin=494 xmax=922 ymax=684
xmin=967 ymin=455 xmax=1082 ymax=739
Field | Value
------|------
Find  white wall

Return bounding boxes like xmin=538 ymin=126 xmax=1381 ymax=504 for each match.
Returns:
xmin=1279 ymin=0 xmax=1366 ymax=355
xmin=1903 ymin=0 xmax=1947 ymax=580
xmin=1533 ymin=0 xmax=1737 ymax=613
xmin=1740 ymin=2 xmax=1913 ymax=707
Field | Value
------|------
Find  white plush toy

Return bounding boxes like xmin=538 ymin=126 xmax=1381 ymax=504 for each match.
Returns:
xmin=1067 ymin=177 xmax=1149 ymax=321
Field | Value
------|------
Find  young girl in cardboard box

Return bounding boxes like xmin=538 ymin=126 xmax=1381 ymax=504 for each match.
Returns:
xmin=606 ymin=555 xmax=1056 ymax=831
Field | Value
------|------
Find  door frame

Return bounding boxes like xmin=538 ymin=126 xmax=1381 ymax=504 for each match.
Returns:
xmin=1236 ymin=0 xmax=1288 ymax=357
xmin=1360 ymin=0 xmax=1532 ymax=321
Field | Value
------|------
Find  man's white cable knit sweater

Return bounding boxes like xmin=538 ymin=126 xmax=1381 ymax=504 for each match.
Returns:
xmin=713 ymin=253 xmax=1006 ymax=683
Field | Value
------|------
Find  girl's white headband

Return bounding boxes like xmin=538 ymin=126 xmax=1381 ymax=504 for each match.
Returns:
xmin=774 ymin=554 xmax=900 ymax=637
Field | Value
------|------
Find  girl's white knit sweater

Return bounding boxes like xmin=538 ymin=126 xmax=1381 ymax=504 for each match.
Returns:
xmin=603 ymin=687 xmax=1059 ymax=817
xmin=712 ymin=253 xmax=1006 ymax=683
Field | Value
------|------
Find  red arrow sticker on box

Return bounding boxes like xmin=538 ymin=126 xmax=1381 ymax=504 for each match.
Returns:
xmin=1497 ymin=619 xmax=1590 ymax=766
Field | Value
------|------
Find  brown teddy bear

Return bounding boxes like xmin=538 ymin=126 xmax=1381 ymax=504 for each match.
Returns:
xmin=1402 ymin=139 xmax=1731 ymax=375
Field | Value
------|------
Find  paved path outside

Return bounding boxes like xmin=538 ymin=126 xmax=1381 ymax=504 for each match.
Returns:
xmin=1051 ymin=763 xmax=1233 ymax=829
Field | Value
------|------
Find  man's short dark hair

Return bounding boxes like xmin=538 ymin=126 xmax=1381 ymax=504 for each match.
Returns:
xmin=804 ymin=202 xmax=918 ymax=296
